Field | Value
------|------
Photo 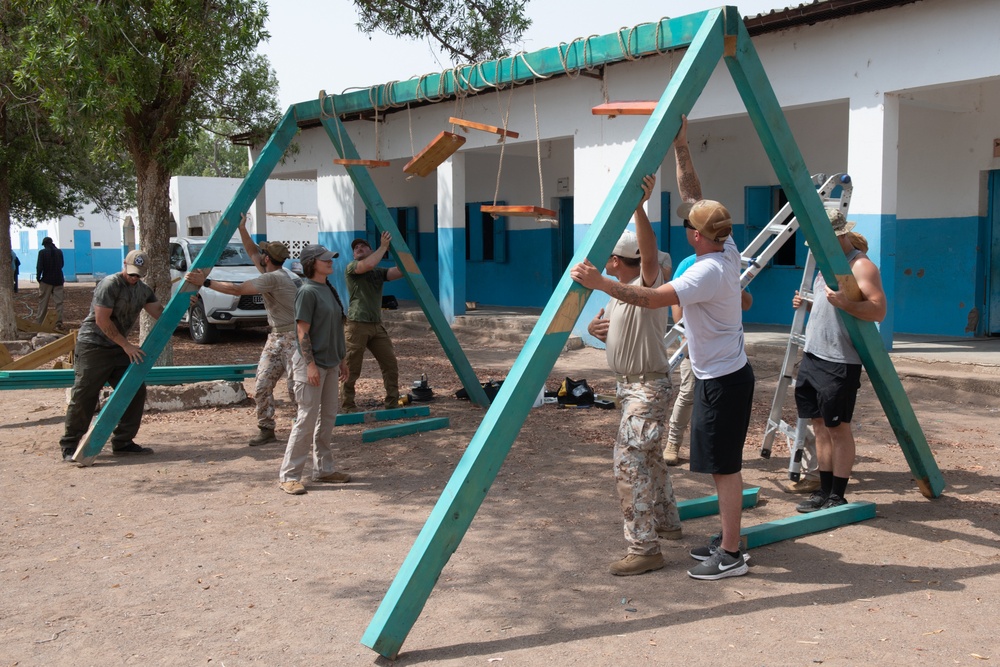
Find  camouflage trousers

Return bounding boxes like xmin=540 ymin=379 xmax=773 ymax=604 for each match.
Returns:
xmin=615 ymin=377 xmax=679 ymax=555
xmin=255 ymin=330 xmax=297 ymax=430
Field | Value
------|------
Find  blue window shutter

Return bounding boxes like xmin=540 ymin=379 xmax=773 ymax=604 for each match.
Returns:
xmin=405 ymin=207 xmax=419 ymax=261
xmin=365 ymin=211 xmax=377 ymax=248
xmin=493 ymin=214 xmax=507 ymax=263
xmin=744 ymin=186 xmax=773 ymax=252
xmin=467 ymin=203 xmax=484 ymax=262
xmin=659 ymin=190 xmax=671 ymax=254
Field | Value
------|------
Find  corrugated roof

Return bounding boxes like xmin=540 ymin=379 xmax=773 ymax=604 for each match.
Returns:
xmin=744 ymin=0 xmax=921 ymax=35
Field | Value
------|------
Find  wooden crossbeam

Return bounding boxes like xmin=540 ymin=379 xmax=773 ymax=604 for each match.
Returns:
xmin=591 ymin=101 xmax=658 ymax=116
xmin=480 ymin=205 xmax=557 ymax=218
xmin=335 ymin=405 xmax=431 ymax=426
xmin=333 ymin=158 xmax=391 ymax=168
xmin=0 ymin=364 xmax=258 ymax=390
xmin=448 ymin=117 xmax=519 ymax=138
xmin=678 ymin=487 xmax=760 ymax=521
xmin=1 ymin=330 xmax=76 ymax=371
xmin=0 ymin=344 xmax=11 ymax=369
xmin=361 ymin=417 xmax=450 ymax=443
xmin=403 ymin=131 xmax=466 ymax=178
xmin=741 ymin=501 xmax=877 ymax=549
xmin=16 ymin=312 xmax=58 ymax=334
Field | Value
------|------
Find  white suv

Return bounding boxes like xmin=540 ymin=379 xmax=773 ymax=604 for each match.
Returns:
xmin=169 ymin=236 xmax=299 ymax=344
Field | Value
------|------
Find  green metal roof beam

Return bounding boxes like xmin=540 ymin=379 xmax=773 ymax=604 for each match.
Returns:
xmin=290 ymin=11 xmax=712 ymax=122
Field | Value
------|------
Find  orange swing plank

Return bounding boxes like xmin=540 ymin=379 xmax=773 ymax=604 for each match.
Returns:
xmin=591 ymin=101 xmax=657 ymax=116
xmin=480 ymin=205 xmax=557 ymax=218
xmin=334 ymin=158 xmax=391 ymax=167
xmin=448 ymin=117 xmax=520 ymax=139
xmin=403 ymin=131 xmax=467 ymax=178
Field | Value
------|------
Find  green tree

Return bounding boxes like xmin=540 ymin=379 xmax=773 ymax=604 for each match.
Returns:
xmin=176 ymin=121 xmax=252 ymax=179
xmin=355 ymin=0 xmax=531 ymax=62
xmin=18 ymin=0 xmax=280 ymax=354
xmin=1 ymin=1 xmax=131 ymax=340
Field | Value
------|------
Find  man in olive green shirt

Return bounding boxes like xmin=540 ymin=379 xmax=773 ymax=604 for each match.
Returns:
xmin=342 ymin=231 xmax=402 ymax=411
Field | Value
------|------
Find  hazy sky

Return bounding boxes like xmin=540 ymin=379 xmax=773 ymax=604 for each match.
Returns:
xmin=258 ymin=1 xmax=789 ymax=110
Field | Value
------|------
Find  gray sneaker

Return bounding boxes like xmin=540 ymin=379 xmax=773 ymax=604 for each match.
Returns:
xmin=689 ymin=535 xmax=749 ymax=562
xmin=796 ymin=490 xmax=829 ymax=513
xmin=687 ymin=546 xmax=749 ymax=580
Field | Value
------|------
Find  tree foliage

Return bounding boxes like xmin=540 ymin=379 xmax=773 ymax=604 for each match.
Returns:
xmin=175 ymin=121 xmax=252 ymax=179
xmin=355 ymin=0 xmax=531 ymax=62
xmin=17 ymin=0 xmax=280 ymax=356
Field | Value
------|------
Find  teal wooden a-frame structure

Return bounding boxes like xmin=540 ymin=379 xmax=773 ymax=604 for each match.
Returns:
xmin=73 ymin=5 xmax=943 ymax=659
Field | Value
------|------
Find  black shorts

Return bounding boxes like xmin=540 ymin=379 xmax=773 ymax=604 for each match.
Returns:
xmin=794 ymin=352 xmax=862 ymax=428
xmin=690 ymin=362 xmax=755 ymax=475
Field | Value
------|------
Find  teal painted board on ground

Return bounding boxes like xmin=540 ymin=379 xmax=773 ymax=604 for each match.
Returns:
xmin=361 ymin=417 xmax=450 ymax=443
xmin=741 ymin=501 xmax=877 ymax=549
xmin=319 ymin=116 xmax=490 ymax=409
xmin=335 ymin=406 xmax=431 ymax=426
xmin=725 ymin=18 xmax=943 ymax=498
xmin=360 ymin=11 xmax=730 ymax=659
xmin=0 ymin=365 xmax=257 ymax=390
xmin=73 ymin=110 xmax=300 ymax=465
xmin=678 ymin=487 xmax=760 ymax=521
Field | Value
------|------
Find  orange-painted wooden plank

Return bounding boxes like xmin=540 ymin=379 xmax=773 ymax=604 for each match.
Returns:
xmin=403 ymin=131 xmax=466 ymax=177
xmin=480 ymin=205 xmax=557 ymax=218
xmin=591 ymin=101 xmax=657 ymax=116
xmin=334 ymin=158 xmax=391 ymax=167
xmin=448 ymin=117 xmax=519 ymax=139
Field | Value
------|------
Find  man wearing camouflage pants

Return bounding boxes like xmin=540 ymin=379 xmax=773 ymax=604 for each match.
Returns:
xmin=585 ymin=174 xmax=681 ymax=576
xmin=186 ymin=215 xmax=299 ymax=446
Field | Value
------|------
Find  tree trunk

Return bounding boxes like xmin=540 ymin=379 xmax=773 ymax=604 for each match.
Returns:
xmin=134 ymin=154 xmax=174 ymax=366
xmin=0 ymin=100 xmax=18 ymax=342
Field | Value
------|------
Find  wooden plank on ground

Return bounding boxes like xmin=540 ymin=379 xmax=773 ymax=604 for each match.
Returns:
xmin=335 ymin=405 xmax=431 ymax=426
xmin=480 ymin=205 xmax=557 ymax=218
xmin=741 ymin=501 xmax=877 ymax=549
xmin=361 ymin=417 xmax=449 ymax=443
xmin=0 ymin=344 xmax=11 ymax=369
xmin=678 ymin=487 xmax=760 ymax=521
xmin=16 ymin=312 xmax=58 ymax=334
xmin=592 ymin=101 xmax=658 ymax=116
xmin=0 ymin=364 xmax=258 ymax=390
xmin=403 ymin=131 xmax=466 ymax=177
xmin=2 ymin=331 xmax=76 ymax=371
xmin=448 ymin=117 xmax=519 ymax=138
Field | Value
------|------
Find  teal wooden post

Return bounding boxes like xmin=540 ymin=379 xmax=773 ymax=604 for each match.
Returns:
xmin=360 ymin=11 xmax=728 ymax=659
xmin=318 ymin=115 xmax=490 ymax=408
xmin=72 ymin=109 xmax=301 ymax=465
xmin=723 ymin=15 xmax=944 ymax=498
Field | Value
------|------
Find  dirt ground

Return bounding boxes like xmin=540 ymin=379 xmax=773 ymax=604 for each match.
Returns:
xmin=2 ymin=283 xmax=999 ymax=666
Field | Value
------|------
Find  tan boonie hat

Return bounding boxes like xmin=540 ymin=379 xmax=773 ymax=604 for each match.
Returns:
xmin=827 ymin=208 xmax=857 ymax=236
xmin=124 ymin=249 xmax=150 ymax=277
xmin=258 ymin=241 xmax=290 ymax=263
xmin=677 ymin=200 xmax=733 ymax=242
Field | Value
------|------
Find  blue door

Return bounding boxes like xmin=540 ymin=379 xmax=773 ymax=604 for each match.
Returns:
xmin=989 ymin=170 xmax=1000 ymax=335
xmin=74 ymin=230 xmax=93 ymax=276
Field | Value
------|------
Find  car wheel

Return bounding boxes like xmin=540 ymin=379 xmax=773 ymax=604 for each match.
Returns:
xmin=189 ymin=300 xmax=220 ymax=344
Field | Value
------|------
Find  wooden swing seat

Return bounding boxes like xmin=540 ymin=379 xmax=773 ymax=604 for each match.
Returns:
xmin=480 ymin=205 xmax=557 ymax=218
xmin=591 ymin=101 xmax=657 ymax=116
xmin=448 ymin=117 xmax=519 ymax=139
xmin=403 ymin=131 xmax=467 ymax=178
xmin=334 ymin=158 xmax=391 ymax=167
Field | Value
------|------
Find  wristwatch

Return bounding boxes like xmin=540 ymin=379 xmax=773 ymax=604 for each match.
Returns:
xmin=203 ymin=278 xmax=212 ymax=288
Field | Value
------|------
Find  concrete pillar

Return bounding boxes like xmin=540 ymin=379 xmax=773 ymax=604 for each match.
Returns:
xmin=437 ymin=153 xmax=466 ymax=323
xmin=847 ymin=93 xmax=899 ymax=349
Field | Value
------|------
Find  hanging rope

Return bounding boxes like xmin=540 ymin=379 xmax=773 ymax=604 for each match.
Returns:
xmin=532 ymin=80 xmax=551 ymax=221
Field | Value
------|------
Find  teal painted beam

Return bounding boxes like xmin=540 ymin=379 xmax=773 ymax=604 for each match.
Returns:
xmin=361 ymin=417 xmax=450 ymax=443
xmin=72 ymin=109 xmax=301 ymax=466
xmin=319 ymin=116 xmax=490 ymax=409
xmin=291 ymin=12 xmax=713 ymax=123
xmin=741 ymin=501 xmax=877 ymax=549
xmin=0 ymin=365 xmax=257 ymax=390
xmin=724 ymin=19 xmax=944 ymax=498
xmin=360 ymin=10 xmax=729 ymax=660
xmin=678 ymin=486 xmax=760 ymax=521
xmin=335 ymin=405 xmax=431 ymax=426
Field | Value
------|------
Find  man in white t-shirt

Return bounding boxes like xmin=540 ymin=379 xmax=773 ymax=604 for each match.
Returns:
xmin=573 ymin=116 xmax=755 ymax=581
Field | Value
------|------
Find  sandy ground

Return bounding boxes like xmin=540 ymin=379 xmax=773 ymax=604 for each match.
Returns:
xmin=2 ymin=284 xmax=999 ymax=666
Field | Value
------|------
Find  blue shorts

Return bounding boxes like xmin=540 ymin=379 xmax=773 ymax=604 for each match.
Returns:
xmin=690 ymin=362 xmax=755 ymax=475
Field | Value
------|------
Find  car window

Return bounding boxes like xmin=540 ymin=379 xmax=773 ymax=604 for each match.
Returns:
xmin=187 ymin=242 xmax=255 ymax=267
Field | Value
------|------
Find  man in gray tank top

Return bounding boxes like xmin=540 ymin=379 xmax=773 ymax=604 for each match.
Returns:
xmin=793 ymin=209 xmax=887 ymax=512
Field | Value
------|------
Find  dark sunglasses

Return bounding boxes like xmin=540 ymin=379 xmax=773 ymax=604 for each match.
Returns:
xmin=683 ymin=220 xmax=695 ymax=230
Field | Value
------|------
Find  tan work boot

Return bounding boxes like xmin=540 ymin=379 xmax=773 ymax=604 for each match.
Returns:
xmin=657 ymin=526 xmax=683 ymax=540
xmin=279 ymin=480 xmax=307 ymax=495
xmin=785 ymin=477 xmax=821 ymax=494
xmin=313 ymin=471 xmax=352 ymax=483
xmin=609 ymin=553 xmax=665 ymax=576
xmin=663 ymin=441 xmax=681 ymax=466
xmin=249 ymin=428 xmax=277 ymax=446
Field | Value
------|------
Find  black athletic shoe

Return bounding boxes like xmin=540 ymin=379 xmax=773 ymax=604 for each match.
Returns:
xmin=819 ymin=494 xmax=848 ymax=510
xmin=112 ymin=443 xmax=154 ymax=456
xmin=796 ymin=490 xmax=829 ymax=513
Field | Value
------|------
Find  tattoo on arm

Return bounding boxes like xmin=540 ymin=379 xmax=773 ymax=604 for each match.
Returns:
xmin=674 ymin=145 xmax=703 ymax=201
xmin=299 ymin=332 xmax=316 ymax=365
xmin=604 ymin=280 xmax=652 ymax=308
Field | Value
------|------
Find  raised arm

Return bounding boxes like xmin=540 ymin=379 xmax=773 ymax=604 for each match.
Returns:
xmin=673 ymin=115 xmax=702 ymax=204
xmin=237 ymin=214 xmax=264 ymax=274
xmin=634 ymin=174 xmax=661 ymax=288
xmin=354 ymin=231 xmax=392 ymax=274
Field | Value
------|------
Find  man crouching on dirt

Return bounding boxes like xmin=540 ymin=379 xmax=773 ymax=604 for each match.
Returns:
xmin=60 ymin=250 xmax=163 ymax=461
